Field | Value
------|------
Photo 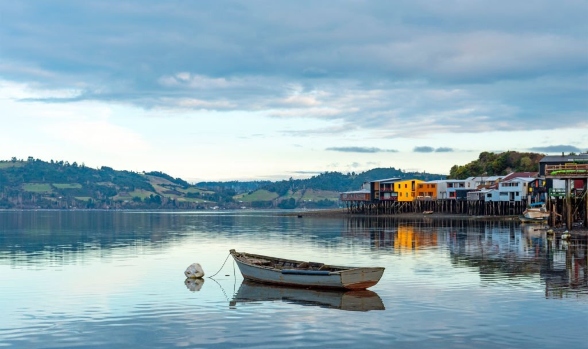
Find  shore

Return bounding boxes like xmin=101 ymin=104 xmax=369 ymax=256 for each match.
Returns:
xmin=286 ymin=209 xmax=588 ymax=237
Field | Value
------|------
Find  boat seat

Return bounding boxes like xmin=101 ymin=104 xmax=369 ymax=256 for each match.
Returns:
xmin=296 ymin=262 xmax=310 ymax=269
xmin=250 ymin=258 xmax=272 ymax=266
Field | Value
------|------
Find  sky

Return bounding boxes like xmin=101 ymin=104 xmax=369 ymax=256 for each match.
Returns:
xmin=1 ymin=1 xmax=587 ymax=182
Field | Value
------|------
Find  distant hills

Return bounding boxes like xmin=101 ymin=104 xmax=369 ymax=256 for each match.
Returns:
xmin=0 ymin=151 xmax=545 ymax=209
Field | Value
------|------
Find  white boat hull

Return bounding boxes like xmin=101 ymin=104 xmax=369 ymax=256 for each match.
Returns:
xmin=523 ymin=208 xmax=549 ymax=220
xmin=230 ymin=250 xmax=384 ymax=290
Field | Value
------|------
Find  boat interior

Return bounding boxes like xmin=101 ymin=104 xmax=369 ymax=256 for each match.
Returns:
xmin=231 ymin=250 xmax=346 ymax=272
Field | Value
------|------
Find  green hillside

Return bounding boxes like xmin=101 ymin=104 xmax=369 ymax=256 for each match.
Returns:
xmin=0 ymin=158 xmax=214 ymax=209
xmin=2 ymin=151 xmax=543 ymax=210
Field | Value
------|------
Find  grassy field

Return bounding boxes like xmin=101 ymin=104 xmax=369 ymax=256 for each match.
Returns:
xmin=22 ymin=183 xmax=52 ymax=193
xmin=299 ymin=189 xmax=339 ymax=201
xmin=145 ymin=174 xmax=175 ymax=185
xmin=281 ymin=189 xmax=339 ymax=201
xmin=132 ymin=189 xmax=155 ymax=199
xmin=53 ymin=183 xmax=82 ymax=189
xmin=0 ymin=162 xmax=24 ymax=169
xmin=235 ymin=189 xmax=279 ymax=202
xmin=176 ymin=197 xmax=208 ymax=203
xmin=181 ymin=187 xmax=215 ymax=195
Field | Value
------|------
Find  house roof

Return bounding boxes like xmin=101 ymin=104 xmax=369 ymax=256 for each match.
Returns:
xmin=341 ymin=189 xmax=370 ymax=194
xmin=427 ymin=179 xmax=466 ymax=183
xmin=466 ymin=175 xmax=505 ymax=181
xmin=373 ymin=177 xmax=401 ymax=183
xmin=540 ymin=154 xmax=588 ymax=163
xmin=501 ymin=172 xmax=538 ymax=181
xmin=502 ymin=177 xmax=535 ymax=184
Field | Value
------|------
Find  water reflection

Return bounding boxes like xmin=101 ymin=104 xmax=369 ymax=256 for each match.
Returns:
xmin=184 ymin=278 xmax=205 ymax=292
xmin=344 ymin=216 xmax=588 ymax=299
xmin=230 ymin=280 xmax=385 ymax=312
xmin=2 ymin=211 xmax=587 ymax=300
xmin=1 ymin=211 xmax=587 ymax=348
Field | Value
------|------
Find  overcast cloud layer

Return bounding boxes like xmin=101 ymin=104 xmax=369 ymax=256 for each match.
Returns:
xmin=1 ymin=1 xmax=587 ymax=180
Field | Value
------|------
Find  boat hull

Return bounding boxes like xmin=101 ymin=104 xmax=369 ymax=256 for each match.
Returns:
xmin=231 ymin=250 xmax=384 ymax=290
xmin=522 ymin=206 xmax=549 ymax=220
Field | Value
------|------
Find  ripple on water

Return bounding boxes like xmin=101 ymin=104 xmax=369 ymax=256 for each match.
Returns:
xmin=1 ymin=212 xmax=587 ymax=349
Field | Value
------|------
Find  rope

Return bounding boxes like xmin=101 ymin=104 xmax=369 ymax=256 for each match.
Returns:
xmin=208 ymin=252 xmax=232 ymax=278
xmin=208 ymin=275 xmax=231 ymax=302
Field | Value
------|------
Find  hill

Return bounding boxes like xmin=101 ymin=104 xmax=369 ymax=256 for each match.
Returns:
xmin=2 ymin=151 xmax=548 ymax=210
xmin=0 ymin=157 xmax=216 ymax=209
xmin=448 ymin=151 xmax=544 ymax=179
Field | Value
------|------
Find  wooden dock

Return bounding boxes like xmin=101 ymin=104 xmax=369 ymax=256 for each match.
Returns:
xmin=342 ymin=163 xmax=587 ymax=230
xmin=544 ymin=164 xmax=588 ymax=231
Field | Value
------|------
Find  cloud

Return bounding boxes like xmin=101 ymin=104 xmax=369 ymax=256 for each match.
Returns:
xmin=529 ymin=145 xmax=584 ymax=153
xmin=414 ymin=146 xmax=435 ymax=153
xmin=326 ymin=147 xmax=398 ymax=153
xmin=414 ymin=146 xmax=455 ymax=153
xmin=0 ymin=0 xmax=587 ymax=139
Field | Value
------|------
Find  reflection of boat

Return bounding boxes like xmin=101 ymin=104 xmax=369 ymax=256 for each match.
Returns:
xmin=230 ymin=249 xmax=385 ymax=290
xmin=519 ymin=216 xmax=548 ymax=224
xmin=231 ymin=280 xmax=385 ymax=311
xmin=522 ymin=202 xmax=549 ymax=220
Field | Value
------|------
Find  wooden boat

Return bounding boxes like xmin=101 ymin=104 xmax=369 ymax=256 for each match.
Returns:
xmin=230 ymin=280 xmax=385 ymax=311
xmin=229 ymin=249 xmax=385 ymax=290
xmin=522 ymin=202 xmax=549 ymax=220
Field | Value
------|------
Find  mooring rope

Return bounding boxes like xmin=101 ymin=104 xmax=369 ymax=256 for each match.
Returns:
xmin=208 ymin=252 xmax=232 ymax=278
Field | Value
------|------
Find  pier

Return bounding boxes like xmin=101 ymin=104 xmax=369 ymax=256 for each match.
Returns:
xmin=341 ymin=162 xmax=588 ymax=230
xmin=545 ymin=163 xmax=588 ymax=230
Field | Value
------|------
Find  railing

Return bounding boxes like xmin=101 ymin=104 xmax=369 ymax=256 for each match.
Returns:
xmin=545 ymin=163 xmax=588 ymax=176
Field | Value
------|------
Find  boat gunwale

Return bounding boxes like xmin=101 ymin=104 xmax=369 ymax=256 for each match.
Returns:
xmin=230 ymin=250 xmax=385 ymax=275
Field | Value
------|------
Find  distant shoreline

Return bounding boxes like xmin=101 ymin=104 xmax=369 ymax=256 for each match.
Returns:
xmin=284 ymin=209 xmax=588 ymax=236
xmin=2 ymin=207 xmax=586 ymax=236
xmin=283 ymin=208 xmax=519 ymax=220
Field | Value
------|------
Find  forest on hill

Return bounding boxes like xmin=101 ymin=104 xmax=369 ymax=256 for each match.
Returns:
xmin=448 ymin=151 xmax=544 ymax=179
xmin=0 ymin=151 xmax=545 ymax=209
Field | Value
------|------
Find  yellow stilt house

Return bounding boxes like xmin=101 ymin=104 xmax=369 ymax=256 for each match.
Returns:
xmin=393 ymin=179 xmax=423 ymax=202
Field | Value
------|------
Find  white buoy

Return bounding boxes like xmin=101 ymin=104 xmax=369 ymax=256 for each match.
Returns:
xmin=184 ymin=263 xmax=205 ymax=278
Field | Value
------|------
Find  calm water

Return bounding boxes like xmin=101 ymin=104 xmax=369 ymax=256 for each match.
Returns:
xmin=0 ymin=211 xmax=587 ymax=349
